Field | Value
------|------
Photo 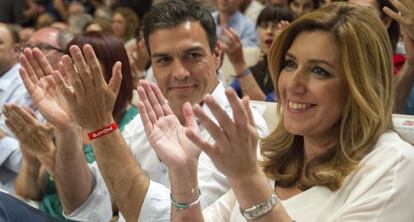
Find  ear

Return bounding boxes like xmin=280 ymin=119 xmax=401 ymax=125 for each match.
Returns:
xmin=214 ymin=42 xmax=223 ymax=71
xmin=12 ymin=43 xmax=21 ymax=60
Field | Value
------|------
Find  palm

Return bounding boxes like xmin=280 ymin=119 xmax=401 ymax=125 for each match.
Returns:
xmin=31 ymin=77 xmax=72 ymax=128
xmin=148 ymin=115 xmax=200 ymax=168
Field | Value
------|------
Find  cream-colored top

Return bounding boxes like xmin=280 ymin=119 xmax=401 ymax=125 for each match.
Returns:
xmin=203 ymin=131 xmax=414 ymax=221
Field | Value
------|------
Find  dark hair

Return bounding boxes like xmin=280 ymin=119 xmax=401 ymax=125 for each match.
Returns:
xmin=142 ymin=0 xmax=217 ymax=54
xmin=376 ymin=0 xmax=400 ymax=52
xmin=66 ymin=31 xmax=133 ymax=123
xmin=256 ymin=5 xmax=294 ymax=27
xmin=288 ymin=0 xmax=323 ymax=10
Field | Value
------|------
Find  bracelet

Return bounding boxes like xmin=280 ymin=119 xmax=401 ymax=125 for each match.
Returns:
xmin=87 ymin=122 xmax=118 ymax=140
xmin=240 ymin=191 xmax=278 ymax=220
xmin=232 ymin=67 xmax=252 ymax=79
xmin=170 ymin=187 xmax=201 ymax=212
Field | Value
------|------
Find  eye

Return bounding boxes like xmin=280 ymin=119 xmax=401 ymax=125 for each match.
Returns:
xmin=282 ymin=59 xmax=297 ymax=70
xmin=310 ymin=66 xmax=331 ymax=78
xmin=155 ymin=57 xmax=171 ymax=65
xmin=187 ymin=52 xmax=202 ymax=60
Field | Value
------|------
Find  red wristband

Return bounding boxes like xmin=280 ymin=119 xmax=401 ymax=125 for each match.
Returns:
xmin=87 ymin=122 xmax=118 ymax=140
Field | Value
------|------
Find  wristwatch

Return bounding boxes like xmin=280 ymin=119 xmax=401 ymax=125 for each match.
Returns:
xmin=240 ymin=192 xmax=278 ymax=220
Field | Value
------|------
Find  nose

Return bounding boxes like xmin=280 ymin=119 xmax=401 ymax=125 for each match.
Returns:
xmin=287 ymin=67 xmax=307 ymax=94
xmin=172 ymin=59 xmax=190 ymax=80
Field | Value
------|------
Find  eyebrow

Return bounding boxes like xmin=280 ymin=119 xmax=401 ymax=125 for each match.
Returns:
xmin=152 ymin=46 xmax=206 ymax=58
xmin=285 ymin=52 xmax=336 ymax=69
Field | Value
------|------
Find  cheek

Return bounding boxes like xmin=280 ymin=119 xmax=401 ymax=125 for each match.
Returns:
xmin=277 ymin=73 xmax=287 ymax=94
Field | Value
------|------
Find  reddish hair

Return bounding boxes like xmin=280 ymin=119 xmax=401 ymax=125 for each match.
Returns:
xmin=66 ymin=31 xmax=133 ymax=123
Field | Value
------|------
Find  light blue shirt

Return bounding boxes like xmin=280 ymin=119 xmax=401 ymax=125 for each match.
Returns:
xmin=213 ymin=11 xmax=259 ymax=47
xmin=0 ymin=63 xmax=33 ymax=193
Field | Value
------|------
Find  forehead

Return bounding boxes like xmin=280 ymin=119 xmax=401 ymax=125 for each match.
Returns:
xmin=28 ymin=29 xmax=59 ymax=46
xmin=148 ymin=21 xmax=211 ymax=55
xmin=288 ymin=31 xmax=341 ymax=65
xmin=0 ymin=26 xmax=13 ymax=43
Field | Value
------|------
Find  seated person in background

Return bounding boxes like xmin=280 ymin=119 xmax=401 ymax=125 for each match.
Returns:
xmin=239 ymin=0 xmax=265 ymax=23
xmin=140 ymin=2 xmax=414 ymax=221
xmin=112 ymin=7 xmax=139 ymax=45
xmin=288 ymin=0 xmax=322 ymax=18
xmin=0 ymin=31 xmax=137 ymax=222
xmin=224 ymin=5 xmax=293 ymax=101
xmin=0 ymin=1 xmax=269 ymax=222
xmin=0 ymin=23 xmax=34 ymax=194
xmin=213 ymin=0 xmax=259 ymax=47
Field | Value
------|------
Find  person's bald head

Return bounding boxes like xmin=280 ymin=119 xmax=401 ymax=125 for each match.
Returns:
xmin=26 ymin=27 xmax=72 ymax=69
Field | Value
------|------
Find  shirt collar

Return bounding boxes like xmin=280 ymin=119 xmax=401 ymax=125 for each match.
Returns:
xmin=200 ymin=81 xmax=231 ymax=122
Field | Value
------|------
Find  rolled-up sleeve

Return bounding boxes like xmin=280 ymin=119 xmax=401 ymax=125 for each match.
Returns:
xmin=138 ymin=180 xmax=171 ymax=222
xmin=63 ymin=162 xmax=112 ymax=222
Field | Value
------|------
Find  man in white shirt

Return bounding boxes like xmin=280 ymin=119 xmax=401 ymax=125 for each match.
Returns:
xmin=0 ymin=25 xmax=70 ymax=194
xmin=0 ymin=23 xmax=30 ymax=193
xmin=0 ymin=1 xmax=267 ymax=221
xmin=52 ymin=1 xmax=268 ymax=222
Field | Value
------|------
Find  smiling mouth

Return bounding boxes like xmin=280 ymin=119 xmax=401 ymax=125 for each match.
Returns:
xmin=169 ymin=85 xmax=196 ymax=91
xmin=288 ymin=101 xmax=315 ymax=111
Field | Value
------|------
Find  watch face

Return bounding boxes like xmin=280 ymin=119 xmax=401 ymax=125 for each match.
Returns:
xmin=240 ymin=193 xmax=278 ymax=220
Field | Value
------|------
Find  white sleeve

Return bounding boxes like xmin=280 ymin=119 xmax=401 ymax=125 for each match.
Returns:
xmin=202 ymin=190 xmax=237 ymax=222
xmin=138 ymin=180 xmax=171 ymax=222
xmin=63 ymin=162 xmax=112 ymax=222
xmin=334 ymin=140 xmax=414 ymax=221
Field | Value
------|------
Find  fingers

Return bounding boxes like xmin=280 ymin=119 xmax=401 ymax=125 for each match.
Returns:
xmin=19 ymin=52 xmax=39 ymax=86
xmin=83 ymin=44 xmax=106 ymax=88
xmin=61 ymin=55 xmax=85 ymax=96
xmin=192 ymin=103 xmax=227 ymax=146
xmin=203 ymin=94 xmax=235 ymax=138
xmin=241 ymin=96 xmax=255 ymax=127
xmin=109 ymin=61 xmax=123 ymax=96
xmin=68 ymin=45 xmax=91 ymax=94
xmin=150 ymin=82 xmax=173 ymax=115
xmin=225 ymin=89 xmax=248 ymax=131
xmin=19 ymin=67 xmax=36 ymax=96
xmin=53 ymin=69 xmax=76 ymax=104
xmin=182 ymin=102 xmax=198 ymax=133
xmin=32 ymin=48 xmax=54 ymax=76
xmin=23 ymin=48 xmax=45 ymax=78
xmin=137 ymin=83 xmax=158 ymax=124
xmin=3 ymin=105 xmax=38 ymax=137
xmin=137 ymin=101 xmax=154 ymax=136
xmin=383 ymin=7 xmax=403 ymax=24
xmin=185 ymin=125 xmax=216 ymax=156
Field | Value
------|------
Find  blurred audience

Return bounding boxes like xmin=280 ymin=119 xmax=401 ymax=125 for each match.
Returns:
xmin=213 ymin=0 xmax=259 ymax=47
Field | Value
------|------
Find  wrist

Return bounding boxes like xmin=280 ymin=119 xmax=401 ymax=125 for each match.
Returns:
xmin=227 ymin=166 xmax=270 ymax=203
xmin=86 ymin=119 xmax=118 ymax=141
xmin=54 ymin=121 xmax=81 ymax=132
xmin=169 ymin=165 xmax=198 ymax=196
xmin=85 ymin=116 xmax=115 ymax=131
xmin=233 ymin=63 xmax=248 ymax=75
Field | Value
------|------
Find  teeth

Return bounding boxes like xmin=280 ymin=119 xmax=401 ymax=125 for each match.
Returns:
xmin=288 ymin=101 xmax=311 ymax=110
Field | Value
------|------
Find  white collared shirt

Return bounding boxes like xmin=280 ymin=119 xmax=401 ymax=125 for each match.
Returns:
xmin=65 ymin=82 xmax=269 ymax=222
xmin=0 ymin=63 xmax=33 ymax=194
xmin=202 ymin=131 xmax=414 ymax=222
